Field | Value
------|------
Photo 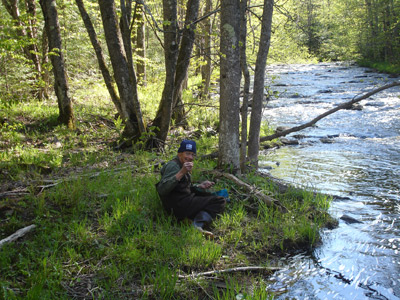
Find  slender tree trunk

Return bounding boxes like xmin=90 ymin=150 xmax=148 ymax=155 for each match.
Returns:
xmin=98 ymin=0 xmax=145 ymax=139
xmin=41 ymin=24 xmax=50 ymax=99
xmin=120 ymin=0 xmax=146 ymax=135
xmin=239 ymin=0 xmax=250 ymax=173
xmin=75 ymin=0 xmax=122 ymax=116
xmin=40 ymin=0 xmax=75 ymax=129
xmin=365 ymin=0 xmax=380 ymax=60
xmin=219 ymin=0 xmax=241 ymax=173
xmin=135 ymin=4 xmax=147 ymax=86
xmin=152 ymin=0 xmax=179 ymax=146
xmin=171 ymin=0 xmax=200 ymax=126
xmin=248 ymin=0 xmax=274 ymax=168
xmin=201 ymin=0 xmax=212 ymax=99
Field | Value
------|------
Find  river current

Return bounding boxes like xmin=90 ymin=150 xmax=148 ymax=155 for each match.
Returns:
xmin=259 ymin=62 xmax=400 ymax=299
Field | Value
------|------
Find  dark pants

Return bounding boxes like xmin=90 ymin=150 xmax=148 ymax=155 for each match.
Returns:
xmin=167 ymin=194 xmax=226 ymax=221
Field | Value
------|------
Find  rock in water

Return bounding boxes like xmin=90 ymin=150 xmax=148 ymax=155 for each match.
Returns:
xmin=340 ymin=214 xmax=363 ymax=224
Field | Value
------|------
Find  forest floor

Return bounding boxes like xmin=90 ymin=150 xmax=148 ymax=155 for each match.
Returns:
xmin=0 ymin=99 xmax=337 ymax=299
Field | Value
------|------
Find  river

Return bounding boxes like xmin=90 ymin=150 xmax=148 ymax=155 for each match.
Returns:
xmin=259 ymin=62 xmax=400 ymax=299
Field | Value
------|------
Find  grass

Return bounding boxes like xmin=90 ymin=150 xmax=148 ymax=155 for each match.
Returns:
xmin=0 ymin=87 xmax=337 ymax=299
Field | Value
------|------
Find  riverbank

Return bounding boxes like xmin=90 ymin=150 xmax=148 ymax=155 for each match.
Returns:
xmin=0 ymin=97 xmax=336 ymax=299
xmin=357 ymin=59 xmax=400 ymax=76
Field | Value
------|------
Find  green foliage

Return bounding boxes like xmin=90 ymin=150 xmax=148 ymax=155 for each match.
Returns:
xmin=0 ymin=94 xmax=334 ymax=297
xmin=0 ymin=124 xmax=333 ymax=300
xmin=358 ymin=59 xmax=400 ymax=75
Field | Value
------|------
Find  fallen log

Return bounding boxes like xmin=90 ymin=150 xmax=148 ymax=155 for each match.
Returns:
xmin=260 ymin=80 xmax=400 ymax=142
xmin=178 ymin=266 xmax=282 ymax=279
xmin=212 ymin=171 xmax=288 ymax=213
xmin=0 ymin=224 xmax=36 ymax=248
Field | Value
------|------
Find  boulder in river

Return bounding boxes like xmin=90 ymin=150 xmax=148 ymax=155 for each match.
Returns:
xmin=280 ymin=138 xmax=300 ymax=145
xmin=340 ymin=214 xmax=363 ymax=224
xmin=346 ymin=103 xmax=363 ymax=111
xmin=320 ymin=137 xmax=335 ymax=144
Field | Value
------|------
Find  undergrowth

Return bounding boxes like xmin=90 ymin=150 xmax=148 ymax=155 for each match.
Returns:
xmin=0 ymin=88 xmax=336 ymax=299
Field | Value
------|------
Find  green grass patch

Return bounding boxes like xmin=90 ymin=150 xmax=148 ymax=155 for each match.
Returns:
xmin=0 ymin=88 xmax=336 ymax=299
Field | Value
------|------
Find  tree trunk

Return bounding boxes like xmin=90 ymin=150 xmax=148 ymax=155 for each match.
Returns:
xmin=135 ymin=4 xmax=147 ymax=86
xmin=364 ymin=0 xmax=380 ymax=60
xmin=41 ymin=24 xmax=50 ymax=100
xmin=171 ymin=0 xmax=200 ymax=126
xmin=39 ymin=0 xmax=75 ymax=129
xmin=247 ymin=0 xmax=274 ymax=168
xmin=239 ymin=0 xmax=250 ymax=173
xmin=75 ymin=0 xmax=122 ymax=116
xmin=151 ymin=0 xmax=179 ymax=147
xmin=201 ymin=0 xmax=213 ymax=99
xmin=98 ymin=0 xmax=145 ymax=139
xmin=119 ymin=0 xmax=146 ymax=136
xmin=218 ymin=0 xmax=241 ymax=173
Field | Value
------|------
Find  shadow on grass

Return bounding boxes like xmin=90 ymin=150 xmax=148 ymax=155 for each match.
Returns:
xmin=23 ymin=114 xmax=60 ymax=134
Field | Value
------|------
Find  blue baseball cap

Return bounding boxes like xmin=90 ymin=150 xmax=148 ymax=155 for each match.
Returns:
xmin=178 ymin=140 xmax=196 ymax=154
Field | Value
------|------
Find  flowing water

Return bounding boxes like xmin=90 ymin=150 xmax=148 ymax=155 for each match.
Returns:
xmin=258 ymin=62 xmax=400 ymax=299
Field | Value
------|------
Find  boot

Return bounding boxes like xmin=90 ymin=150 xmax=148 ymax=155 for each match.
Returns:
xmin=193 ymin=211 xmax=214 ymax=238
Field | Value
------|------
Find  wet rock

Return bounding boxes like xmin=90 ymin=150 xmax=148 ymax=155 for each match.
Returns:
xmin=262 ymin=141 xmax=281 ymax=149
xmin=320 ymin=137 xmax=334 ymax=144
xmin=343 ymin=103 xmax=363 ymax=110
xmin=365 ymin=101 xmax=385 ymax=107
xmin=292 ymin=134 xmax=307 ymax=139
xmin=351 ymin=103 xmax=363 ymax=110
xmin=262 ymin=165 xmax=274 ymax=170
xmin=340 ymin=214 xmax=363 ymax=224
xmin=298 ymin=100 xmax=316 ymax=105
xmin=280 ymin=138 xmax=299 ymax=145
xmin=318 ymin=89 xmax=333 ymax=93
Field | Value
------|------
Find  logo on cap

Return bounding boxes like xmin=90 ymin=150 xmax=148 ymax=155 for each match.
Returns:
xmin=186 ymin=144 xmax=193 ymax=150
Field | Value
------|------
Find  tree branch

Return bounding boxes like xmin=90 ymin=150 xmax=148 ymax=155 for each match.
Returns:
xmin=0 ymin=225 xmax=36 ymax=248
xmin=260 ymin=81 xmax=400 ymax=142
xmin=178 ymin=266 xmax=281 ymax=279
xmin=212 ymin=171 xmax=289 ymax=213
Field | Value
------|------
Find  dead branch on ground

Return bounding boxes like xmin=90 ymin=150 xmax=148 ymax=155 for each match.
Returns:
xmin=0 ymin=224 xmax=36 ymax=248
xmin=212 ymin=170 xmax=289 ymax=213
xmin=178 ymin=266 xmax=282 ymax=279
